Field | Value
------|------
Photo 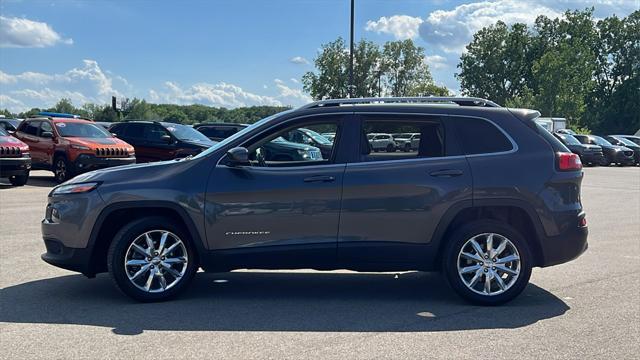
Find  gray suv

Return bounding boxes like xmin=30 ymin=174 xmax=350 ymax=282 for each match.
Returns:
xmin=41 ymin=97 xmax=588 ymax=305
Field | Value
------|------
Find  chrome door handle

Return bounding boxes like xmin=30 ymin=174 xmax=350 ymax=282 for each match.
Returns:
xmin=304 ymin=175 xmax=335 ymax=183
xmin=429 ymin=169 xmax=463 ymax=177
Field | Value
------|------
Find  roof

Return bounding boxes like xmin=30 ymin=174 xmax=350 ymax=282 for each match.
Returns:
xmin=299 ymin=96 xmax=501 ymax=109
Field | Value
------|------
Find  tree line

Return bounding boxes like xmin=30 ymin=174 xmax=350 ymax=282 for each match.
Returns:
xmin=457 ymin=9 xmax=639 ymax=134
xmin=1 ymin=98 xmax=289 ymax=125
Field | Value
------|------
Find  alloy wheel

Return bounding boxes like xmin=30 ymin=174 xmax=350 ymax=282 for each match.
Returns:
xmin=55 ymin=159 xmax=66 ymax=181
xmin=456 ymin=233 xmax=521 ymax=296
xmin=124 ymin=230 xmax=188 ymax=293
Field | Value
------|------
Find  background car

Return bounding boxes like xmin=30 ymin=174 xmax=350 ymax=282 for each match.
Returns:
xmin=0 ymin=118 xmax=22 ymax=133
xmin=321 ymin=132 xmax=336 ymax=142
xmin=553 ymin=133 xmax=604 ymax=166
xmin=573 ymin=134 xmax=634 ymax=166
xmin=110 ymin=121 xmax=215 ymax=163
xmin=615 ymin=135 xmax=640 ymax=146
xmin=192 ymin=123 xmax=247 ymax=141
xmin=0 ymin=126 xmax=31 ymax=186
xmin=605 ymin=135 xmax=640 ymax=165
xmin=281 ymin=128 xmax=333 ymax=159
xmin=14 ymin=115 xmax=136 ymax=182
xmin=392 ymin=133 xmax=421 ymax=152
xmin=368 ymin=133 xmax=397 ymax=152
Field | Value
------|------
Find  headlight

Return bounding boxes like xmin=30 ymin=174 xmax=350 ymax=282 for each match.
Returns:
xmin=51 ymin=182 xmax=99 ymax=196
xmin=70 ymin=144 xmax=90 ymax=150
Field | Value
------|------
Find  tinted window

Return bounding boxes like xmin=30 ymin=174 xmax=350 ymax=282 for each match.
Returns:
xmin=0 ymin=127 xmax=8 ymax=136
xmin=40 ymin=121 xmax=53 ymax=136
xmin=198 ymin=126 xmax=239 ymax=139
xmin=117 ymin=124 xmax=145 ymax=138
xmin=21 ymin=121 xmax=40 ymax=136
xmin=452 ymin=118 xmax=513 ymax=154
xmin=361 ymin=118 xmax=444 ymax=162
xmin=145 ymin=125 xmax=170 ymax=142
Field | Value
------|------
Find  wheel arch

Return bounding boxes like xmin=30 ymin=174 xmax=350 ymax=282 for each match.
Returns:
xmin=432 ymin=199 xmax=546 ymax=268
xmin=86 ymin=201 xmax=206 ymax=275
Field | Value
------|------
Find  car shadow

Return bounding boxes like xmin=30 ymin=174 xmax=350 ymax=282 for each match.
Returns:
xmin=0 ymin=271 xmax=569 ymax=335
xmin=0 ymin=174 xmax=56 ymax=189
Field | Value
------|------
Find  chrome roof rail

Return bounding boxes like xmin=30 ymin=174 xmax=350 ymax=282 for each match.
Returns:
xmin=299 ymin=96 xmax=501 ymax=109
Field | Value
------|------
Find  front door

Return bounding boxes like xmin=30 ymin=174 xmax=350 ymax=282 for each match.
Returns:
xmin=204 ymin=115 xmax=347 ymax=268
xmin=338 ymin=114 xmax=473 ymax=264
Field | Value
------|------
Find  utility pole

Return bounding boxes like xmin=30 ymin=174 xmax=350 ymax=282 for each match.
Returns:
xmin=349 ymin=0 xmax=355 ymax=98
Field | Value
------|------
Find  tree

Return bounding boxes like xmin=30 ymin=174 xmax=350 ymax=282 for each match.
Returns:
xmin=381 ymin=40 xmax=434 ymax=97
xmin=302 ymin=38 xmax=350 ymax=100
xmin=52 ymin=98 xmax=76 ymax=114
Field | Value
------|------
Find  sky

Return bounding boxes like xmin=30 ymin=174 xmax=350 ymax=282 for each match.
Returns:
xmin=0 ymin=0 xmax=637 ymax=113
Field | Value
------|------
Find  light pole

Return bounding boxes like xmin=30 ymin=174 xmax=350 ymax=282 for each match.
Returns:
xmin=349 ymin=0 xmax=354 ymax=98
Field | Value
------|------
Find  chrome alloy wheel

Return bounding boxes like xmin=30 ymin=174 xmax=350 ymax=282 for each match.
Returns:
xmin=457 ymin=233 xmax=521 ymax=296
xmin=124 ymin=230 xmax=188 ymax=293
xmin=55 ymin=159 xmax=66 ymax=181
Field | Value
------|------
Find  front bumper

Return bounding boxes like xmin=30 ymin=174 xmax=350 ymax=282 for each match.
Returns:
xmin=0 ymin=156 xmax=31 ymax=177
xmin=41 ymin=238 xmax=94 ymax=275
xmin=74 ymin=155 xmax=136 ymax=172
xmin=580 ymin=152 xmax=604 ymax=164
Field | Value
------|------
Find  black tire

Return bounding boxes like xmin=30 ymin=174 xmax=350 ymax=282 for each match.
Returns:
xmin=53 ymin=155 xmax=73 ymax=183
xmin=442 ymin=220 xmax=533 ymax=306
xmin=386 ymin=144 xmax=395 ymax=152
xmin=404 ymin=143 xmax=411 ymax=152
xmin=107 ymin=216 xmax=198 ymax=302
xmin=9 ymin=172 xmax=29 ymax=186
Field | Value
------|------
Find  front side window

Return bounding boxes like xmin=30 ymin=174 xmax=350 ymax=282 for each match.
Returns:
xmin=244 ymin=121 xmax=339 ymax=167
xmin=360 ymin=118 xmax=444 ymax=161
xmin=451 ymin=117 xmax=513 ymax=155
xmin=40 ymin=121 xmax=54 ymax=136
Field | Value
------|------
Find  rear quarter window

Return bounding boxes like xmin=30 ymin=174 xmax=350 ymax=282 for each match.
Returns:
xmin=450 ymin=117 xmax=513 ymax=155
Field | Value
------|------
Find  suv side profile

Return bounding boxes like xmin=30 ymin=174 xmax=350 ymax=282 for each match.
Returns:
xmin=14 ymin=116 xmax=136 ymax=183
xmin=41 ymin=97 xmax=588 ymax=305
xmin=368 ymin=133 xmax=397 ymax=152
xmin=109 ymin=121 xmax=215 ymax=163
xmin=0 ymin=126 xmax=31 ymax=186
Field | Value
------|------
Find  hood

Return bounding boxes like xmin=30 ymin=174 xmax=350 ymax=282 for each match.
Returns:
xmin=582 ymin=144 xmax=601 ymax=150
xmin=66 ymin=137 xmax=134 ymax=150
xmin=182 ymin=138 xmax=215 ymax=148
xmin=66 ymin=158 xmax=181 ymax=185
xmin=611 ymin=145 xmax=632 ymax=152
xmin=0 ymin=135 xmax=29 ymax=151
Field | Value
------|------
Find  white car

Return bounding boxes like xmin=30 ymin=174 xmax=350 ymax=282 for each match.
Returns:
xmin=392 ymin=133 xmax=421 ymax=152
xmin=367 ymin=133 xmax=397 ymax=152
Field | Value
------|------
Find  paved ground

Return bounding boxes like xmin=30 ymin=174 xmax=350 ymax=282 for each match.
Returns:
xmin=1 ymin=167 xmax=638 ymax=359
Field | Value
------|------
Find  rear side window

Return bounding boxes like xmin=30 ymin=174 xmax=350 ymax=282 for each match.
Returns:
xmin=198 ymin=126 xmax=238 ymax=139
xmin=451 ymin=117 xmax=513 ymax=155
xmin=21 ymin=121 xmax=40 ymax=136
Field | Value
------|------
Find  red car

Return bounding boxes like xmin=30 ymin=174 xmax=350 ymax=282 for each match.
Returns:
xmin=0 ymin=126 xmax=31 ymax=186
xmin=14 ymin=116 xmax=136 ymax=183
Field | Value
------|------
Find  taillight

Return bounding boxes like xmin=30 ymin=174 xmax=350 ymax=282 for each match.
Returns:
xmin=557 ymin=152 xmax=582 ymax=171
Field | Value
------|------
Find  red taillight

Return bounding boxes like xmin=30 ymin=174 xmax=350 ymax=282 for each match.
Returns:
xmin=557 ymin=152 xmax=582 ymax=171
xmin=579 ymin=217 xmax=587 ymax=227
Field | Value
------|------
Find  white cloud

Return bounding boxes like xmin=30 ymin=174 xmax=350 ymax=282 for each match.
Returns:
xmin=149 ymin=79 xmax=311 ymax=108
xmin=365 ymin=15 xmax=424 ymax=40
xmin=0 ymin=16 xmax=73 ymax=48
xmin=0 ymin=95 xmax=26 ymax=112
xmin=289 ymin=56 xmax=310 ymax=65
xmin=290 ymin=78 xmax=299 ymax=84
xmin=0 ymin=60 xmax=127 ymax=112
xmin=424 ymin=55 xmax=449 ymax=70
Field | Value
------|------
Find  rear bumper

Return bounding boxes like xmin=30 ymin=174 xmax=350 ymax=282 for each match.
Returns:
xmin=74 ymin=155 xmax=136 ymax=172
xmin=539 ymin=218 xmax=588 ymax=267
xmin=0 ymin=157 xmax=31 ymax=177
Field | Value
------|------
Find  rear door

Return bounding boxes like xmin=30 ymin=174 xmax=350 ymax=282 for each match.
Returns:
xmin=15 ymin=120 xmax=44 ymax=165
xmin=338 ymin=113 xmax=472 ymax=264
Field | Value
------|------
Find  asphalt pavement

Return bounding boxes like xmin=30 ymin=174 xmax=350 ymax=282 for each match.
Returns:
xmin=0 ymin=167 xmax=638 ymax=359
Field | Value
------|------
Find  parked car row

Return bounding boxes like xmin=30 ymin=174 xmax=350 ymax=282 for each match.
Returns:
xmin=552 ymin=130 xmax=639 ymax=166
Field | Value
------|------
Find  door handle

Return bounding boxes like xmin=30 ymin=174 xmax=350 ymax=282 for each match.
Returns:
xmin=304 ymin=175 xmax=335 ymax=183
xmin=429 ymin=169 xmax=463 ymax=177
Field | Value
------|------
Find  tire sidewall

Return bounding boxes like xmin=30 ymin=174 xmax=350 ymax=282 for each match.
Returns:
xmin=443 ymin=220 xmax=533 ymax=305
xmin=53 ymin=155 xmax=72 ymax=183
xmin=107 ymin=216 xmax=198 ymax=302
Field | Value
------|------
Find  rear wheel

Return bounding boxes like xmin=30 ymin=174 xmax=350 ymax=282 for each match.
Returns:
xmin=442 ymin=220 xmax=532 ymax=305
xmin=9 ymin=172 xmax=29 ymax=186
xmin=53 ymin=155 xmax=73 ymax=183
xmin=107 ymin=216 xmax=198 ymax=302
xmin=386 ymin=144 xmax=395 ymax=152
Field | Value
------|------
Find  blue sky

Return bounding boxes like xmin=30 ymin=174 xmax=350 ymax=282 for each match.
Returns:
xmin=0 ymin=0 xmax=636 ymax=112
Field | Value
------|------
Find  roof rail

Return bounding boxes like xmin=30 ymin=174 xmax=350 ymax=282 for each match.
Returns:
xmin=299 ymin=96 xmax=501 ymax=109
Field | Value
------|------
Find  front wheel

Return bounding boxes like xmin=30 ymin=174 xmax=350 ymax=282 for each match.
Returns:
xmin=9 ymin=172 xmax=29 ymax=186
xmin=107 ymin=216 xmax=198 ymax=302
xmin=442 ymin=220 xmax=532 ymax=305
xmin=53 ymin=156 xmax=73 ymax=183
xmin=386 ymin=144 xmax=395 ymax=152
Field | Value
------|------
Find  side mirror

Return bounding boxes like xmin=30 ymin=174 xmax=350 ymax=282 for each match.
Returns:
xmin=161 ymin=134 xmax=172 ymax=143
xmin=226 ymin=147 xmax=249 ymax=166
xmin=41 ymin=131 xmax=53 ymax=139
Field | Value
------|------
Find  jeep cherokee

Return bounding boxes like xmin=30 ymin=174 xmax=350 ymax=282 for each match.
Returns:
xmin=41 ymin=97 xmax=588 ymax=305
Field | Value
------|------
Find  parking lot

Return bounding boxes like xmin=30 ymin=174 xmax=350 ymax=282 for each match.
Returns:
xmin=0 ymin=167 xmax=638 ymax=359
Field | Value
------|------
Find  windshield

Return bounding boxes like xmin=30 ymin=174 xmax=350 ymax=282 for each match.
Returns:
xmin=194 ymin=110 xmax=292 ymax=159
xmin=0 ymin=127 xmax=8 ymax=136
xmin=559 ymin=134 xmax=581 ymax=145
xmin=591 ymin=136 xmax=612 ymax=146
xmin=55 ymin=122 xmax=112 ymax=138
xmin=612 ymin=136 xmax=637 ymax=147
xmin=301 ymin=129 xmax=332 ymax=145
xmin=164 ymin=123 xmax=212 ymax=142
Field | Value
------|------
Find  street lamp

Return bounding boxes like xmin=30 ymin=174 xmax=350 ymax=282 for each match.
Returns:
xmin=349 ymin=0 xmax=354 ymax=98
